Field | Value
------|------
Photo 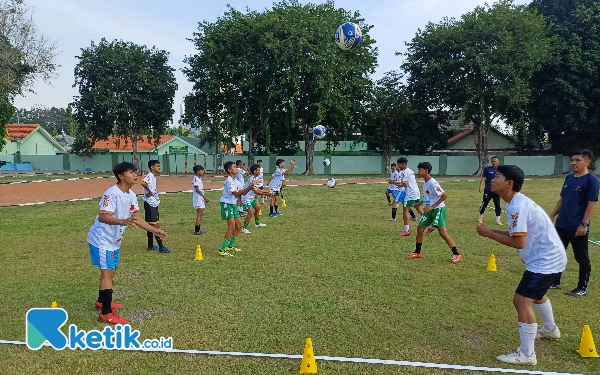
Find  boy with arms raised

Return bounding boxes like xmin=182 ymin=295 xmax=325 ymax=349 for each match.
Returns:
xmin=241 ymin=164 xmax=273 ymax=233
xmin=477 ymin=165 xmax=566 ymax=365
xmin=267 ymin=159 xmax=296 ymax=217
xmin=88 ymin=162 xmax=167 ymax=324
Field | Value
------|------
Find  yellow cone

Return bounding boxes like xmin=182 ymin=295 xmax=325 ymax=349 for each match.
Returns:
xmin=194 ymin=244 xmax=203 ymax=261
xmin=300 ymin=337 xmax=317 ymax=373
xmin=258 ymin=207 xmax=262 ymax=216
xmin=282 ymin=199 xmax=287 ymax=207
xmin=51 ymin=301 xmax=58 ymax=308
xmin=577 ymin=325 xmax=599 ymax=358
xmin=486 ymin=254 xmax=497 ymax=272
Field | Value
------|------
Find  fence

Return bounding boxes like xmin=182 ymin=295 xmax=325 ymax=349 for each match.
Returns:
xmin=0 ymin=152 xmax=573 ymax=176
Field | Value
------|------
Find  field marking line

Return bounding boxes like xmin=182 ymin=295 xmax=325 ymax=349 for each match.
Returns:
xmin=0 ymin=339 xmax=586 ymax=375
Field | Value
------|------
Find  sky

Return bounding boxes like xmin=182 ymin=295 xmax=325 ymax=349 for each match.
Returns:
xmin=14 ymin=0 xmax=529 ymax=127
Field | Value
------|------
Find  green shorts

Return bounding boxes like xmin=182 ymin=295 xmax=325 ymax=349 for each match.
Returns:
xmin=220 ymin=202 xmax=240 ymax=220
xmin=242 ymin=199 xmax=258 ymax=211
xmin=405 ymin=199 xmax=420 ymax=207
xmin=419 ymin=206 xmax=446 ymax=227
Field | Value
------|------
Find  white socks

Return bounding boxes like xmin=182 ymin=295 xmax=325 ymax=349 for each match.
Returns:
xmin=404 ymin=225 xmax=410 ymax=232
xmin=518 ymin=322 xmax=537 ymax=357
xmin=535 ymin=299 xmax=557 ymax=331
xmin=479 ymin=214 xmax=483 ymax=220
xmin=496 ymin=216 xmax=501 ymax=222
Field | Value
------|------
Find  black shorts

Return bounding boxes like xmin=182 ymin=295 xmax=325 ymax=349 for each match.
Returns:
xmin=144 ymin=201 xmax=159 ymax=224
xmin=515 ymin=270 xmax=561 ymax=300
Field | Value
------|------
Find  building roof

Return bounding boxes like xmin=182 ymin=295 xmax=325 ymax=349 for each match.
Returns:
xmin=6 ymin=124 xmax=38 ymax=139
xmin=448 ymin=129 xmax=475 ymax=145
xmin=92 ymin=136 xmax=174 ymax=151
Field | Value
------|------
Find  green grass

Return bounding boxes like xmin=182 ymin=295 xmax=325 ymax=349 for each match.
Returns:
xmin=1 ymin=179 xmax=599 ymax=374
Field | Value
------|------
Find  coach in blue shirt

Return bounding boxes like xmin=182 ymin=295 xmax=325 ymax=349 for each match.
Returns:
xmin=550 ymin=149 xmax=600 ymax=297
xmin=478 ymin=156 xmax=503 ymax=225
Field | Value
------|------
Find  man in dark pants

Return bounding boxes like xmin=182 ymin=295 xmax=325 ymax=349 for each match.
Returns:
xmin=550 ymin=149 xmax=599 ymax=296
xmin=478 ymin=156 xmax=503 ymax=226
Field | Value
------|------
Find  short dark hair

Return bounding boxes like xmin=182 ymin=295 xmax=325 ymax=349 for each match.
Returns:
xmin=417 ymin=161 xmax=432 ymax=173
xmin=249 ymin=164 xmax=259 ymax=174
xmin=193 ymin=165 xmax=204 ymax=173
xmin=397 ymin=157 xmax=408 ymax=165
xmin=113 ymin=162 xmax=137 ymax=182
xmin=236 ymin=159 xmax=243 ymax=166
xmin=572 ymin=149 xmax=594 ymax=160
xmin=276 ymin=159 xmax=284 ymax=167
xmin=224 ymin=161 xmax=235 ymax=173
xmin=497 ymin=165 xmax=524 ymax=192
xmin=148 ymin=159 xmax=160 ymax=169
xmin=491 ymin=156 xmax=499 ymax=161
xmin=257 ymin=159 xmax=263 ymax=163
xmin=390 ymin=163 xmax=396 ymax=167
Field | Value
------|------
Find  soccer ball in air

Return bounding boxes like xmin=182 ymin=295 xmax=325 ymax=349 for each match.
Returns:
xmin=323 ymin=158 xmax=330 ymax=166
xmin=327 ymin=178 xmax=337 ymax=188
xmin=335 ymin=22 xmax=362 ymax=50
xmin=313 ymin=125 xmax=327 ymax=139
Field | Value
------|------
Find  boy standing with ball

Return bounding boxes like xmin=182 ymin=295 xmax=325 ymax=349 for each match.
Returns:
xmin=88 ymin=162 xmax=166 ymax=324
xmin=477 ymin=165 xmax=566 ymax=365
xmin=267 ymin=159 xmax=296 ymax=217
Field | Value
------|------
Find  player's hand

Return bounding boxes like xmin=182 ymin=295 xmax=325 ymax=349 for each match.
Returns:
xmin=153 ymin=229 xmax=167 ymax=239
xmin=575 ymin=225 xmax=587 ymax=237
xmin=146 ymin=192 xmax=153 ymax=198
xmin=479 ymin=187 xmax=482 ymax=193
xmin=423 ymin=205 xmax=433 ymax=212
xmin=122 ymin=217 xmax=138 ymax=229
xmin=204 ymin=197 xmax=211 ymax=203
xmin=290 ymin=159 xmax=296 ymax=165
xmin=476 ymin=223 xmax=491 ymax=237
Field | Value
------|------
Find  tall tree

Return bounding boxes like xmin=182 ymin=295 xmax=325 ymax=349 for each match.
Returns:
xmin=73 ymin=38 xmax=177 ymax=168
xmin=10 ymin=106 xmax=69 ymax=133
xmin=360 ymin=71 xmax=447 ymax=172
xmin=525 ymin=0 xmax=600 ymax=154
xmin=402 ymin=0 xmax=551 ymax=175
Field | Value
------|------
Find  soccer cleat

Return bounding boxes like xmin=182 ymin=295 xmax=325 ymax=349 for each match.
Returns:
xmin=478 ymin=218 xmax=483 ymax=224
xmin=95 ymin=301 xmax=123 ymax=311
xmin=385 ymin=218 xmax=396 ymax=221
xmin=407 ymin=252 xmax=422 ymax=259
xmin=426 ymin=226 xmax=436 ymax=234
xmin=268 ymin=213 xmax=275 ymax=217
xmin=239 ymin=211 xmax=246 ymax=217
xmin=226 ymin=247 xmax=242 ymax=252
xmin=401 ymin=231 xmax=410 ymax=236
xmin=255 ymin=223 xmax=267 ymax=228
xmin=496 ymin=221 xmax=504 ymax=226
xmin=451 ymin=254 xmax=463 ymax=264
xmin=148 ymin=245 xmax=159 ymax=251
xmin=99 ymin=312 xmax=127 ymax=325
xmin=536 ymin=326 xmax=560 ymax=340
xmin=496 ymin=348 xmax=537 ymax=365
xmin=241 ymin=228 xmax=251 ymax=234
xmin=549 ymin=284 xmax=561 ymax=290
xmin=566 ymin=288 xmax=587 ymax=297
xmin=218 ymin=251 xmax=233 ymax=257
xmin=159 ymin=246 xmax=170 ymax=253
xmin=193 ymin=230 xmax=207 ymax=235
xmin=410 ymin=217 xmax=417 ymax=221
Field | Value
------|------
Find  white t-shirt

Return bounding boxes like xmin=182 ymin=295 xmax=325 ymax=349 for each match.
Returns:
xmin=142 ymin=172 xmax=159 ymax=207
xmin=236 ymin=168 xmax=245 ymax=184
xmin=269 ymin=168 xmax=286 ymax=191
xmin=506 ymin=193 xmax=567 ymax=274
xmin=400 ymin=167 xmax=420 ymax=200
xmin=192 ymin=175 xmax=204 ymax=207
xmin=242 ymin=176 xmax=257 ymax=204
xmin=388 ymin=170 xmax=399 ymax=191
xmin=220 ymin=176 xmax=242 ymax=204
xmin=258 ymin=167 xmax=264 ymax=183
xmin=422 ymin=177 xmax=445 ymax=208
xmin=88 ymin=185 xmax=139 ymax=250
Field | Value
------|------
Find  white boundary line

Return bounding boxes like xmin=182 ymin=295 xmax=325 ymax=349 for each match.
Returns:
xmin=0 ymin=339 xmax=586 ymax=375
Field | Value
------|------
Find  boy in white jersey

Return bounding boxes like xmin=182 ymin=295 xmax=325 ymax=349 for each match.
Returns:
xmin=386 ymin=163 xmax=418 ymax=222
xmin=477 ymin=165 xmax=567 ymax=366
xmin=256 ymin=159 xmax=267 ymax=205
xmin=267 ymin=158 xmax=296 ymax=217
xmin=407 ymin=162 xmax=462 ymax=264
xmin=218 ymin=161 xmax=260 ymax=256
xmin=192 ymin=165 xmax=210 ymax=235
xmin=396 ymin=157 xmax=423 ymax=236
xmin=241 ymin=164 xmax=274 ymax=233
xmin=140 ymin=160 xmax=169 ymax=253
xmin=88 ymin=162 xmax=167 ymax=324
xmin=235 ymin=160 xmax=248 ymax=216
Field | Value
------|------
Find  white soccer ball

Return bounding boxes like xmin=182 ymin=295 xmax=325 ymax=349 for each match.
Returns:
xmin=327 ymin=178 xmax=336 ymax=188
xmin=313 ymin=125 xmax=327 ymax=139
xmin=323 ymin=158 xmax=330 ymax=166
xmin=335 ymin=22 xmax=362 ymax=50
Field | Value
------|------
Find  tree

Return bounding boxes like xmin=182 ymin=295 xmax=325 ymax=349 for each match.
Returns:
xmin=360 ymin=71 xmax=447 ymax=172
xmin=72 ymin=39 xmax=177 ymax=168
xmin=402 ymin=0 xmax=552 ymax=175
xmin=10 ymin=106 xmax=69 ymax=133
xmin=525 ymin=0 xmax=600 ymax=154
xmin=165 ymin=125 xmax=194 ymax=137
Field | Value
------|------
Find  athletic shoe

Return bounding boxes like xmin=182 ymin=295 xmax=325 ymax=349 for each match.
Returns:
xmin=478 ymin=218 xmax=483 ymax=224
xmin=95 ymin=301 xmax=123 ymax=311
xmin=99 ymin=312 xmax=127 ymax=325
xmin=241 ymin=228 xmax=251 ymax=234
xmin=549 ymin=284 xmax=561 ymax=290
xmin=227 ymin=247 xmax=242 ymax=252
xmin=401 ymin=231 xmax=410 ymax=236
xmin=218 ymin=251 xmax=233 ymax=257
xmin=410 ymin=217 xmax=418 ymax=221
xmin=385 ymin=218 xmax=396 ymax=221
xmin=194 ymin=230 xmax=207 ymax=235
xmin=566 ymin=288 xmax=587 ymax=297
xmin=273 ymin=212 xmax=281 ymax=216
xmin=451 ymin=254 xmax=463 ymax=264
xmin=239 ymin=211 xmax=246 ymax=217
xmin=496 ymin=221 xmax=504 ymax=226
xmin=407 ymin=252 xmax=422 ymax=259
xmin=426 ymin=226 xmax=435 ymax=234
xmin=268 ymin=213 xmax=275 ymax=217
xmin=536 ymin=326 xmax=560 ymax=340
xmin=148 ymin=245 xmax=159 ymax=251
xmin=255 ymin=223 xmax=267 ymax=228
xmin=159 ymin=246 xmax=170 ymax=253
xmin=496 ymin=348 xmax=537 ymax=365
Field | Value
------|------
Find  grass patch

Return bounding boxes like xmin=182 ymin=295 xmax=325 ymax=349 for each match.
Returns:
xmin=0 ymin=179 xmax=598 ymax=374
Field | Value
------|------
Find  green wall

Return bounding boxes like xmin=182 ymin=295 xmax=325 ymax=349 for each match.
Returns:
xmin=449 ymin=131 xmax=516 ymax=150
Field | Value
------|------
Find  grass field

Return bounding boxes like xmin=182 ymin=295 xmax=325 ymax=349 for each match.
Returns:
xmin=1 ymin=179 xmax=599 ymax=374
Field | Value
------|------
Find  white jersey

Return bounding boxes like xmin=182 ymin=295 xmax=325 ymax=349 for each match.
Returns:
xmin=236 ymin=168 xmax=245 ymax=184
xmin=192 ymin=175 xmax=204 ymax=207
xmin=400 ymin=167 xmax=420 ymax=200
xmin=220 ymin=176 xmax=242 ymax=204
xmin=142 ymin=172 xmax=159 ymax=207
xmin=257 ymin=167 xmax=264 ymax=186
xmin=388 ymin=171 xmax=400 ymax=191
xmin=242 ymin=176 xmax=257 ymax=204
xmin=269 ymin=168 xmax=286 ymax=191
xmin=88 ymin=185 xmax=139 ymax=250
xmin=422 ymin=177 xmax=445 ymax=208
xmin=506 ymin=193 xmax=567 ymax=274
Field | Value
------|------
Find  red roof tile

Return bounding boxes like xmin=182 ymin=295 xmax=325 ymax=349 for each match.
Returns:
xmin=6 ymin=124 xmax=38 ymax=139
xmin=91 ymin=136 xmax=173 ymax=151
xmin=447 ymin=129 xmax=474 ymax=145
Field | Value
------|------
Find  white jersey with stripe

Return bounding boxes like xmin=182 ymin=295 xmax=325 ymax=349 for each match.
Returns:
xmin=400 ymin=167 xmax=420 ymax=200
xmin=389 ymin=170 xmax=400 ymax=191
xmin=220 ymin=176 xmax=242 ymax=204
xmin=88 ymin=185 xmax=139 ymax=250
xmin=422 ymin=178 xmax=445 ymax=208
xmin=142 ymin=172 xmax=159 ymax=207
xmin=242 ymin=176 xmax=258 ymax=204
xmin=269 ymin=168 xmax=286 ymax=191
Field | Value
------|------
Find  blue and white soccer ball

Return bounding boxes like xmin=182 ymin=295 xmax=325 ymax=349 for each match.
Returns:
xmin=323 ymin=158 xmax=330 ymax=166
xmin=335 ymin=22 xmax=362 ymax=50
xmin=313 ymin=125 xmax=327 ymax=139
xmin=327 ymin=178 xmax=337 ymax=188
